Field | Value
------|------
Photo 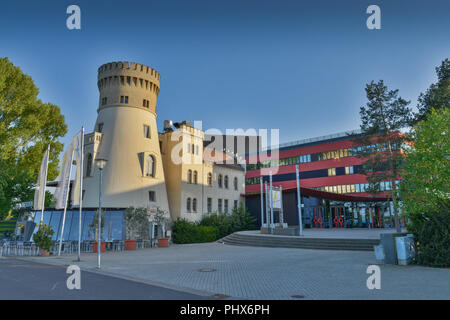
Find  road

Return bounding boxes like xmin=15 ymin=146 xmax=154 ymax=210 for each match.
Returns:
xmin=0 ymin=257 xmax=210 ymax=300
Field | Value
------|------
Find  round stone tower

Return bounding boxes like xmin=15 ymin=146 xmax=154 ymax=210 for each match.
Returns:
xmin=82 ymin=61 xmax=170 ymax=214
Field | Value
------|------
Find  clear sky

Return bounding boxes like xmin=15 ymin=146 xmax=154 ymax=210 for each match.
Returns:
xmin=1 ymin=0 xmax=449 ymax=152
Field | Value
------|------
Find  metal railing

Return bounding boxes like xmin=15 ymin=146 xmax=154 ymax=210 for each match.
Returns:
xmin=1 ymin=239 xmax=159 ymax=257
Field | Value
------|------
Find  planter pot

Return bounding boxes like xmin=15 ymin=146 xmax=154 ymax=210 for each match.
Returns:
xmin=39 ymin=249 xmax=50 ymax=256
xmin=157 ymin=238 xmax=169 ymax=247
xmin=124 ymin=240 xmax=137 ymax=250
xmin=92 ymin=242 xmax=106 ymax=253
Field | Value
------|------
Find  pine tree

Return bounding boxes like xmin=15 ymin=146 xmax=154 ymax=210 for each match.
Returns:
xmin=354 ymin=80 xmax=413 ymax=232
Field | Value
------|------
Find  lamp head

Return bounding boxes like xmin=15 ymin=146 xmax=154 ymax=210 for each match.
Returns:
xmin=95 ymin=158 xmax=108 ymax=170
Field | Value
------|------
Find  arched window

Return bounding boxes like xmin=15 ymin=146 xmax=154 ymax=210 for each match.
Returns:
xmin=234 ymin=177 xmax=238 ymax=190
xmin=224 ymin=175 xmax=229 ymax=189
xmin=187 ymin=170 xmax=192 ymax=184
xmin=193 ymin=171 xmax=198 ymax=184
xmin=86 ymin=153 xmax=93 ymax=177
xmin=187 ymin=198 xmax=191 ymax=212
xmin=207 ymin=173 xmax=212 ymax=186
xmin=146 ymin=155 xmax=155 ymax=177
xmin=192 ymin=198 xmax=197 ymax=212
xmin=218 ymin=174 xmax=223 ymax=188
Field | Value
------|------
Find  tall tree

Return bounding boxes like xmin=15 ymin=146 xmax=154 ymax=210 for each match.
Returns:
xmin=414 ymin=58 xmax=449 ymax=123
xmin=0 ymin=57 xmax=67 ymax=218
xmin=355 ymin=80 xmax=413 ymax=232
xmin=400 ymin=108 xmax=449 ymax=227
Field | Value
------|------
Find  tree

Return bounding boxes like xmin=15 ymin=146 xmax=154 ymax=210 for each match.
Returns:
xmin=354 ymin=80 xmax=413 ymax=232
xmin=400 ymin=108 xmax=449 ymax=229
xmin=0 ymin=57 xmax=67 ymax=218
xmin=414 ymin=58 xmax=449 ymax=123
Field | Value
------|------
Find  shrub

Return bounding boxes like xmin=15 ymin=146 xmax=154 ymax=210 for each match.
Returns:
xmin=32 ymin=224 xmax=54 ymax=252
xmin=410 ymin=203 xmax=450 ymax=268
xmin=172 ymin=219 xmax=218 ymax=244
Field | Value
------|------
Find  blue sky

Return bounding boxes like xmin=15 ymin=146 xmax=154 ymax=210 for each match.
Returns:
xmin=1 ymin=0 xmax=449 ymax=152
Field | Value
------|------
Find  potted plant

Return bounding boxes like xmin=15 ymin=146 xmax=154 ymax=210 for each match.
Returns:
xmin=124 ymin=207 xmax=150 ymax=250
xmin=89 ymin=210 xmax=106 ymax=253
xmin=32 ymin=224 xmax=54 ymax=256
xmin=150 ymin=208 xmax=171 ymax=247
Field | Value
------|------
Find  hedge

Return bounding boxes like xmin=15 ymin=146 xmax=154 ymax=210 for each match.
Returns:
xmin=172 ymin=219 xmax=218 ymax=244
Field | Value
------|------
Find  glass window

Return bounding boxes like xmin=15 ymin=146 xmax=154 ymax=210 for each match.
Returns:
xmin=187 ymin=170 xmax=192 ymax=184
xmin=218 ymin=199 xmax=222 ymax=213
xmin=234 ymin=177 xmax=238 ymax=190
xmin=125 ymin=96 xmax=128 ymax=104
xmin=207 ymin=173 xmax=212 ymax=186
xmin=234 ymin=200 xmax=238 ymax=209
xmin=193 ymin=171 xmax=198 ymax=184
xmin=224 ymin=175 xmax=229 ymax=189
xmin=86 ymin=153 xmax=93 ymax=177
xmin=62 ymin=211 xmax=73 ymax=241
xmin=146 ymin=155 xmax=154 ymax=177
xmin=143 ymin=125 xmax=151 ymax=139
xmin=218 ymin=174 xmax=223 ymax=188
xmin=149 ymin=191 xmax=155 ymax=202
xmin=192 ymin=198 xmax=197 ymax=212
xmin=187 ymin=198 xmax=191 ymax=212
xmin=207 ymin=198 xmax=212 ymax=213
xmin=224 ymin=199 xmax=229 ymax=213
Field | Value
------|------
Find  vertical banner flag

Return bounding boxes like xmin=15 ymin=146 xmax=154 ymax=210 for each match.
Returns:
xmin=72 ymin=129 xmax=83 ymax=206
xmin=272 ymin=189 xmax=282 ymax=209
xmin=33 ymin=146 xmax=50 ymax=210
xmin=54 ymin=140 xmax=75 ymax=209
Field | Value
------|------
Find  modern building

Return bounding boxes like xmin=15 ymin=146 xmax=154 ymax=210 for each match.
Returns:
xmin=244 ymin=130 xmax=402 ymax=229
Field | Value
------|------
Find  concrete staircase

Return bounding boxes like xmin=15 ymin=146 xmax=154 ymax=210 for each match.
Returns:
xmin=218 ymin=232 xmax=379 ymax=251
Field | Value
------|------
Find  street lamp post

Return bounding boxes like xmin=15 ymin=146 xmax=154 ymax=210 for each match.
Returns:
xmin=95 ymin=158 xmax=108 ymax=269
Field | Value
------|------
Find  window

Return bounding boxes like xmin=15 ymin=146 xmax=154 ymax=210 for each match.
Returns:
xmin=148 ymin=191 xmax=155 ymax=202
xmin=187 ymin=198 xmax=191 ymax=212
xmin=187 ymin=143 xmax=190 ymax=154
xmin=143 ymin=125 xmax=151 ymax=139
xmin=120 ymin=96 xmax=128 ymax=104
xmin=193 ymin=171 xmax=198 ymax=184
xmin=207 ymin=173 xmax=212 ymax=186
xmin=126 ymin=76 xmax=130 ymax=85
xmin=97 ymin=123 xmax=104 ymax=133
xmin=120 ymin=96 xmax=124 ymax=103
xmin=234 ymin=177 xmax=238 ymax=190
xmin=345 ymin=166 xmax=354 ymax=174
xmin=192 ymin=198 xmax=197 ymax=212
xmin=101 ymin=97 xmax=107 ymax=105
xmin=191 ymin=144 xmax=195 ymax=154
xmin=86 ymin=153 xmax=92 ymax=177
xmin=224 ymin=199 xmax=229 ymax=213
xmin=125 ymin=96 xmax=128 ymax=104
xmin=224 ymin=175 xmax=229 ymax=189
xmin=207 ymin=198 xmax=212 ymax=213
xmin=195 ymin=145 xmax=199 ymax=155
xmin=328 ymin=168 xmax=336 ymax=176
xmin=120 ymin=76 xmax=124 ymax=85
xmin=218 ymin=174 xmax=223 ymax=188
xmin=218 ymin=199 xmax=222 ymax=213
xmin=146 ymin=155 xmax=155 ymax=177
xmin=234 ymin=200 xmax=238 ymax=209
xmin=187 ymin=170 xmax=192 ymax=184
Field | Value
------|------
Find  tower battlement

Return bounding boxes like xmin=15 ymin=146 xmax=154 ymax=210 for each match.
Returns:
xmin=97 ymin=61 xmax=161 ymax=114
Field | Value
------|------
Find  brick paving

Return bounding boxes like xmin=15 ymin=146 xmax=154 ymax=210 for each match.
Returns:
xmin=17 ymin=240 xmax=450 ymax=300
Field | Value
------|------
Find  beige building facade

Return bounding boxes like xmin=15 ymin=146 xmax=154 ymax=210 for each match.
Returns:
xmin=81 ymin=61 xmax=245 ymax=223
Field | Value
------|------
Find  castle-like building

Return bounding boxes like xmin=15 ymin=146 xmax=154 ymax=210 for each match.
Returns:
xmin=81 ymin=61 xmax=245 ymax=222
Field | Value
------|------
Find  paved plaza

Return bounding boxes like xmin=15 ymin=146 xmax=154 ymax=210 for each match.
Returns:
xmin=15 ymin=237 xmax=450 ymax=300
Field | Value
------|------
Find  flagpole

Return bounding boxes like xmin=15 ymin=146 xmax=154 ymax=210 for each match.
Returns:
xmin=58 ymin=148 xmax=74 ymax=257
xmin=40 ymin=145 xmax=50 ymax=225
xmin=296 ymin=165 xmax=303 ymax=236
xmin=77 ymin=127 xmax=84 ymax=261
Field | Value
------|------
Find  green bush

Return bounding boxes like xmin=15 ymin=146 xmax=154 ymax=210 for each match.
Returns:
xmin=32 ymin=224 xmax=54 ymax=252
xmin=173 ymin=203 xmax=256 ymax=244
xmin=410 ymin=203 xmax=450 ymax=268
xmin=172 ymin=219 xmax=218 ymax=244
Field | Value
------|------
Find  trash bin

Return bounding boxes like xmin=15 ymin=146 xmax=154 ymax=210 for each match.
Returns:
xmin=373 ymin=244 xmax=385 ymax=262
xmin=379 ymin=232 xmax=408 ymax=264
xmin=396 ymin=234 xmax=416 ymax=265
